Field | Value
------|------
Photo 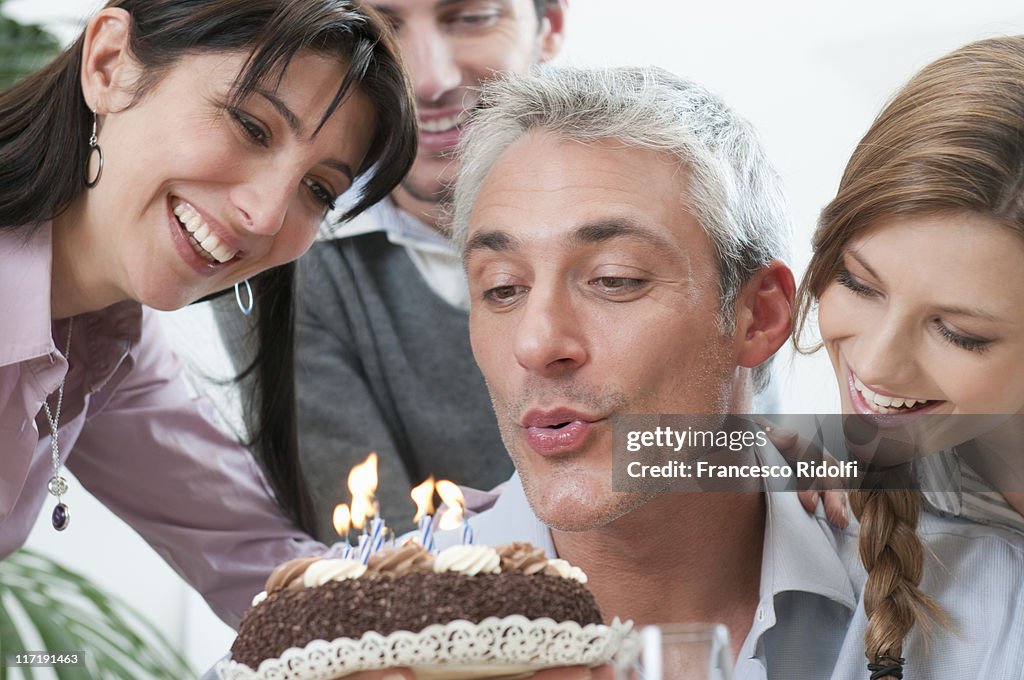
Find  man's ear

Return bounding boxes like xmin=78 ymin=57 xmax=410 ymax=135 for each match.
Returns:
xmin=537 ymin=0 xmax=567 ymax=63
xmin=733 ymin=260 xmax=796 ymax=369
xmin=80 ymin=8 xmax=134 ymax=115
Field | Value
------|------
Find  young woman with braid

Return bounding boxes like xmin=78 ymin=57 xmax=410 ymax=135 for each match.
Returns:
xmin=798 ymin=36 xmax=1024 ymax=679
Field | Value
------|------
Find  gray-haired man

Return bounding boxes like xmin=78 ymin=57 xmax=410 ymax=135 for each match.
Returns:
xmin=443 ymin=66 xmax=857 ymax=679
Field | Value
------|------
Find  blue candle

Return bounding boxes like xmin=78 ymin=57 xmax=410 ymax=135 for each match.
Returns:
xmin=461 ymin=519 xmax=474 ymax=545
xmin=357 ymin=532 xmax=369 ymax=564
xmin=359 ymin=517 xmax=384 ymax=563
xmin=418 ymin=515 xmax=435 ymax=551
xmin=370 ymin=517 xmax=387 ymax=553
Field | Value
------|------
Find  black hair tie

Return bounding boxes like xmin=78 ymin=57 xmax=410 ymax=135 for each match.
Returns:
xmin=868 ymin=655 xmax=906 ymax=679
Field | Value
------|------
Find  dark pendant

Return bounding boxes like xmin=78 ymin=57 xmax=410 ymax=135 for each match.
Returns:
xmin=51 ymin=503 xmax=70 ymax=531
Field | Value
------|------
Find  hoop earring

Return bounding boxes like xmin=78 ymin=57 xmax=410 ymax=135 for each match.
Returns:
xmin=234 ymin=279 xmax=254 ymax=316
xmin=84 ymin=111 xmax=103 ymax=188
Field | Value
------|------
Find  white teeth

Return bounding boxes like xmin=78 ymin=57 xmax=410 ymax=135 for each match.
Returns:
xmin=852 ymin=374 xmax=929 ymax=413
xmin=172 ymin=200 xmax=238 ymax=263
xmin=211 ymin=243 xmax=232 ymax=262
xmin=420 ymin=111 xmax=469 ymax=133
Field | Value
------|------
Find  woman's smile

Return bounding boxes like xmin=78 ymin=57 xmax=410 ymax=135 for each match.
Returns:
xmin=52 ymin=49 xmax=376 ymax=315
xmin=819 ymin=213 xmax=1024 ymax=418
xmin=172 ymin=199 xmax=240 ymax=264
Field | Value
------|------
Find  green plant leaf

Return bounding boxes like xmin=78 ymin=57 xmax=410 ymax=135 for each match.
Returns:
xmin=3 ymin=588 xmax=92 ymax=680
xmin=0 ymin=593 xmax=37 ymax=680
xmin=0 ymin=5 xmax=61 ymax=89
xmin=0 ymin=550 xmax=195 ymax=679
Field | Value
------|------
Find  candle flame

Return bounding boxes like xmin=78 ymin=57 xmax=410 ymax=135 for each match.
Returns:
xmin=332 ymin=504 xmax=351 ymax=537
xmin=411 ymin=476 xmax=435 ymax=523
xmin=436 ymin=479 xmax=465 ymax=531
xmin=347 ymin=452 xmax=379 ymax=530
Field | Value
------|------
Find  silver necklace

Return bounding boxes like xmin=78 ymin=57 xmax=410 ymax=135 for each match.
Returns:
xmin=43 ymin=317 xmax=73 ymax=531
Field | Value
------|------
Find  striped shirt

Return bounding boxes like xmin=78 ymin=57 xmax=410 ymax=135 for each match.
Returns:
xmin=920 ymin=449 xmax=1024 ymax=535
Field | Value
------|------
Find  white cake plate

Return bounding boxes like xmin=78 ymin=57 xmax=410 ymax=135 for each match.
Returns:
xmin=217 ymin=615 xmax=634 ymax=680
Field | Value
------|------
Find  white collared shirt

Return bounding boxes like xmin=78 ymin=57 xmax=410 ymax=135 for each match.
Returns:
xmin=920 ymin=449 xmax=1024 ymax=535
xmin=433 ymin=444 xmax=859 ymax=680
xmin=437 ymin=439 xmax=1024 ymax=678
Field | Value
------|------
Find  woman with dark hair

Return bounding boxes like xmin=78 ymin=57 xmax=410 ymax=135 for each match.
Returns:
xmin=0 ymin=0 xmax=416 ymax=625
xmin=797 ymin=36 xmax=1024 ymax=679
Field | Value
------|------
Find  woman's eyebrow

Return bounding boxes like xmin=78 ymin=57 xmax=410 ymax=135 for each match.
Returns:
xmin=845 ymin=249 xmax=881 ymax=281
xmin=846 ymin=249 xmax=1005 ymax=323
xmin=258 ymin=89 xmax=302 ymax=136
xmin=257 ymin=89 xmax=354 ymax=181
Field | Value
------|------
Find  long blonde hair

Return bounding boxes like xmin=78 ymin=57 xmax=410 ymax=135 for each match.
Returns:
xmin=796 ymin=36 xmax=1024 ymax=674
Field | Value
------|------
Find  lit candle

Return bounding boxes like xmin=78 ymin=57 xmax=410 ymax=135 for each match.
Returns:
xmin=347 ymin=453 xmax=379 ymax=563
xmin=436 ymin=480 xmax=470 ymax=544
xmin=411 ymin=476 xmax=436 ymax=551
xmin=326 ymin=503 xmax=353 ymax=559
xmin=348 ymin=453 xmax=378 ymax=531
xmin=359 ymin=517 xmax=384 ymax=564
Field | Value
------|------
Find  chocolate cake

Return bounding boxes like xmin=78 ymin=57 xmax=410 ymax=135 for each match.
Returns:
xmin=229 ymin=541 xmax=604 ymax=672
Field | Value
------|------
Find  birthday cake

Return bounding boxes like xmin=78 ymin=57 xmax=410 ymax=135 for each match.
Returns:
xmin=220 ymin=541 xmax=627 ymax=679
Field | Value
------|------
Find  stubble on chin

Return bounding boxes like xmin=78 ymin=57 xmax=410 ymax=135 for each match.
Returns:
xmin=526 ymin=471 xmax=655 ymax=533
xmin=485 ymin=378 xmax=651 ymax=532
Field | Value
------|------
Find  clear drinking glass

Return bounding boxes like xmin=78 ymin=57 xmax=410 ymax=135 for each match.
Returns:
xmin=615 ymin=623 xmax=733 ymax=680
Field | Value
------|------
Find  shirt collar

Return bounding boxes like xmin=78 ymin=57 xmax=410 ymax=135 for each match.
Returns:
xmin=468 ymin=473 xmax=557 ymax=555
xmin=921 ymin=449 xmax=1024 ymax=535
xmin=0 ymin=222 xmax=142 ymax=387
xmin=434 ymin=446 xmax=857 ymax=662
xmin=77 ymin=300 xmax=142 ymax=393
xmin=756 ymin=443 xmax=857 ymax=612
xmin=454 ymin=452 xmax=856 ymax=616
xmin=325 ymin=199 xmax=455 ymax=256
xmin=0 ymin=223 xmax=59 ymax=367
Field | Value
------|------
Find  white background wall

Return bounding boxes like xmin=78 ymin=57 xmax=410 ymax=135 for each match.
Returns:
xmin=7 ymin=0 xmax=1024 ymax=676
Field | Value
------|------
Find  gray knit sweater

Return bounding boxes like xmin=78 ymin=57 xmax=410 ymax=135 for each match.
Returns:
xmin=289 ymin=231 xmax=510 ymax=538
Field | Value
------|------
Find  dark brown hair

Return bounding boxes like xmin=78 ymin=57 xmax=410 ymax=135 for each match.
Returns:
xmin=795 ymin=36 xmax=1024 ymax=673
xmin=0 ymin=0 xmax=418 ymax=534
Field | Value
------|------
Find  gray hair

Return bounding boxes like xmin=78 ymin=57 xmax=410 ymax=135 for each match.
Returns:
xmin=451 ymin=65 xmax=791 ymax=392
